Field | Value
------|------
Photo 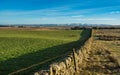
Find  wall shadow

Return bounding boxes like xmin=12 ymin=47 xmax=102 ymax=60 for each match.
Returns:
xmin=0 ymin=29 xmax=91 ymax=75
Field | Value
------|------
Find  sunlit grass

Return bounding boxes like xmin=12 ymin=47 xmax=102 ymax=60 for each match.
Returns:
xmin=0 ymin=30 xmax=90 ymax=75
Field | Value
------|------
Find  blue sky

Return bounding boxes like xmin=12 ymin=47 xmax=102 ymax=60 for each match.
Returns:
xmin=0 ymin=0 xmax=120 ymax=25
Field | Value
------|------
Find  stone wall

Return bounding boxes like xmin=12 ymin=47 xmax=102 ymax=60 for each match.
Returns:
xmin=35 ymin=37 xmax=93 ymax=75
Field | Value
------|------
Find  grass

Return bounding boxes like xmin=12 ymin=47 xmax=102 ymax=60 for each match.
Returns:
xmin=0 ymin=29 xmax=90 ymax=75
xmin=79 ymin=29 xmax=120 ymax=75
xmin=100 ymin=41 xmax=120 ymax=54
xmin=93 ymin=29 xmax=120 ymax=55
xmin=93 ymin=29 xmax=120 ymax=37
xmin=0 ymin=30 xmax=82 ymax=41
xmin=80 ymin=40 xmax=120 ymax=75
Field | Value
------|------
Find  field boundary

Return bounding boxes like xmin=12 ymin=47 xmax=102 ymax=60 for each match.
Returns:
xmin=34 ymin=29 xmax=92 ymax=75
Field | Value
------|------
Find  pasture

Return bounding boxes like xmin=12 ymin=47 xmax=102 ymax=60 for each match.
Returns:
xmin=0 ymin=29 xmax=90 ymax=75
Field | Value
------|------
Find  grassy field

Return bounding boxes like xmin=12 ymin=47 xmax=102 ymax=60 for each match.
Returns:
xmin=93 ymin=29 xmax=120 ymax=37
xmin=0 ymin=29 xmax=90 ymax=75
xmin=100 ymin=41 xmax=120 ymax=55
xmin=93 ymin=29 xmax=120 ymax=54
xmin=80 ymin=29 xmax=120 ymax=75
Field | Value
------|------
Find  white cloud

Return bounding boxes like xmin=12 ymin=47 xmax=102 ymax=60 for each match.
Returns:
xmin=71 ymin=15 xmax=84 ymax=18
xmin=0 ymin=5 xmax=120 ymax=24
xmin=75 ymin=18 xmax=116 ymax=21
xmin=110 ymin=11 xmax=120 ymax=14
xmin=0 ymin=6 xmax=71 ymax=16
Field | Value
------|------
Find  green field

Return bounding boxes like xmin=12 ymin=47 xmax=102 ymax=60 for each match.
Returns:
xmin=0 ymin=30 xmax=90 ymax=75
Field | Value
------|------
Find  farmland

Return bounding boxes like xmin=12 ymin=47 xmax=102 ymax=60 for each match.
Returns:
xmin=80 ymin=29 xmax=120 ymax=75
xmin=93 ymin=29 xmax=120 ymax=37
xmin=0 ymin=29 xmax=90 ymax=75
xmin=1 ymin=28 xmax=119 ymax=75
xmin=93 ymin=29 xmax=120 ymax=40
xmin=94 ymin=29 xmax=120 ymax=55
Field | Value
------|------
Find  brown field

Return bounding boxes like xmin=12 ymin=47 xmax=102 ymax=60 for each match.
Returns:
xmin=80 ymin=29 xmax=120 ymax=75
xmin=0 ymin=26 xmax=71 ymax=31
xmin=93 ymin=29 xmax=120 ymax=37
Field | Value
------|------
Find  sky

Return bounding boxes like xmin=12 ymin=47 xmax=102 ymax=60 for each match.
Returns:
xmin=0 ymin=0 xmax=120 ymax=25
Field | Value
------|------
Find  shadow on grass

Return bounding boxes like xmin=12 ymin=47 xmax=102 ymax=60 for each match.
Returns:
xmin=0 ymin=29 xmax=91 ymax=75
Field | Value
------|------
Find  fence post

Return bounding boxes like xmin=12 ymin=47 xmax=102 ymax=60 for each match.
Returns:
xmin=73 ymin=48 xmax=78 ymax=74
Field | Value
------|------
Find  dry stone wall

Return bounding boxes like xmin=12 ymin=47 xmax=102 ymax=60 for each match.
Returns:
xmin=35 ymin=37 xmax=93 ymax=75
